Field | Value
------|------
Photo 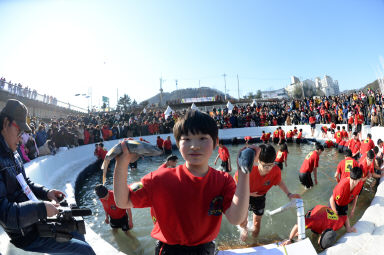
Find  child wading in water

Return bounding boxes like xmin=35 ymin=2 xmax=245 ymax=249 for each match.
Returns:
xmin=113 ymin=110 xmax=252 ymax=255
xmin=275 ymin=143 xmax=288 ymax=170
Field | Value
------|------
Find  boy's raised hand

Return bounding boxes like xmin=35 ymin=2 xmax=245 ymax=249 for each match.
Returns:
xmin=115 ymin=139 xmax=140 ymax=169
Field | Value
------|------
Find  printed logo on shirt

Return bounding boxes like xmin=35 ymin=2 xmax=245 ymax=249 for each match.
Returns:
xmin=130 ymin=182 xmax=143 ymax=192
xmin=326 ymin=208 xmax=338 ymax=221
xmin=335 ymin=195 xmax=340 ymax=201
xmin=306 ymin=152 xmax=313 ymax=160
xmin=152 ymin=215 xmax=157 ymax=224
xmin=110 ymin=205 xmax=117 ymax=210
xmin=208 ymin=196 xmax=223 ymax=216
xmin=276 ymin=152 xmax=282 ymax=160
xmin=263 ymin=180 xmax=271 ymax=186
xmin=345 ymin=160 xmax=353 ymax=173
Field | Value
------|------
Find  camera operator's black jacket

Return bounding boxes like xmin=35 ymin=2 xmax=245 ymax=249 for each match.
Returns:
xmin=0 ymin=134 xmax=49 ymax=248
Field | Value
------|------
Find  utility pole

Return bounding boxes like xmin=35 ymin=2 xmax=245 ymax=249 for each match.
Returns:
xmin=237 ymin=74 xmax=240 ymax=101
xmin=222 ymin=74 xmax=227 ymax=101
xmin=159 ymin=77 xmax=164 ymax=106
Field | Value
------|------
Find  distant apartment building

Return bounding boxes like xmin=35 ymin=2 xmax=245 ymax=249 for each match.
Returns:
xmin=261 ymin=88 xmax=288 ymax=99
xmin=285 ymin=75 xmax=340 ymax=97
xmin=315 ymin=75 xmax=340 ymax=96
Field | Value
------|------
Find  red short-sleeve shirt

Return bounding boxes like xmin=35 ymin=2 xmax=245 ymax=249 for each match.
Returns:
xmin=129 ymin=164 xmax=236 ymax=246
xmin=218 ymin=146 xmax=230 ymax=161
xmin=234 ymin=165 xmax=281 ymax=196
xmin=300 ymin=151 xmax=319 ymax=173
xmin=336 ymin=157 xmax=359 ymax=181
xmin=305 ymin=205 xmax=347 ymax=234
xmin=100 ymin=190 xmax=126 ymax=219
xmin=275 ymin=151 xmax=287 ymax=163
xmin=333 ymin=177 xmax=363 ymax=206
xmin=359 ymin=157 xmax=374 ymax=178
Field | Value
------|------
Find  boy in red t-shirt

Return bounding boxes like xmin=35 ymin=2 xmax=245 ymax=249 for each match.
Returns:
xmin=299 ymin=143 xmax=324 ymax=189
xmin=341 ymin=126 xmax=348 ymax=139
xmin=329 ymin=166 xmax=363 ymax=233
xmin=348 ymin=132 xmax=361 ymax=160
xmin=275 ymin=143 xmax=288 ymax=170
xmin=113 ymin=110 xmax=251 ymax=254
xmin=234 ymin=144 xmax=300 ymax=241
xmin=309 ymin=115 xmax=316 ymax=136
xmin=260 ymin=131 xmax=269 ymax=144
xmin=283 ymin=205 xmax=347 ymax=249
xmin=156 ymin=136 xmax=164 ymax=149
xmin=162 ymin=136 xmax=172 ymax=155
xmin=334 ymin=149 xmax=359 ymax=182
xmin=360 ymin=134 xmax=375 ymax=156
xmin=334 ymin=126 xmax=342 ymax=145
xmin=359 ymin=150 xmax=375 ymax=182
xmin=95 ymin=184 xmax=133 ymax=233
xmin=214 ymin=140 xmax=232 ymax=172
xmin=296 ymin=129 xmax=303 ymax=144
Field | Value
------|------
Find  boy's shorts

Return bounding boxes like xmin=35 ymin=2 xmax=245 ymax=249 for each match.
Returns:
xmin=335 ymin=203 xmax=348 ymax=216
xmin=110 ymin=213 xmax=131 ymax=231
xmin=299 ymin=172 xmax=313 ymax=189
xmin=155 ymin=240 xmax=215 ymax=255
xmin=310 ymin=123 xmax=316 ymax=129
xmin=356 ymin=124 xmax=362 ymax=133
xmin=220 ymin=160 xmax=230 ymax=172
xmin=275 ymin=161 xmax=283 ymax=170
xmin=248 ymin=195 xmax=266 ymax=216
xmin=348 ymin=124 xmax=352 ymax=131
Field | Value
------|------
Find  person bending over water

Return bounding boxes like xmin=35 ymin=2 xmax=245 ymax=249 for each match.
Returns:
xmin=235 ymin=144 xmax=300 ymax=241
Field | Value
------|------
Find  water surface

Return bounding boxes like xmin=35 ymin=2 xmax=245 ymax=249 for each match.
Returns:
xmin=76 ymin=143 xmax=375 ymax=254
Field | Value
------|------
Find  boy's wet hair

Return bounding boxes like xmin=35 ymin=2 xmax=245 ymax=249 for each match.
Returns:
xmin=315 ymin=142 xmax=324 ymax=151
xmin=166 ymin=155 xmax=178 ymax=162
xmin=279 ymin=143 xmax=288 ymax=152
xmin=94 ymin=184 xmax=108 ymax=198
xmin=350 ymin=166 xmax=362 ymax=180
xmin=344 ymin=149 xmax=352 ymax=157
xmin=337 ymin=126 xmax=340 ymax=130
xmin=373 ymin=146 xmax=379 ymax=154
xmin=367 ymin=133 xmax=372 ymax=139
xmin=353 ymin=131 xmax=358 ymax=136
xmin=173 ymin=110 xmax=218 ymax=147
xmin=258 ymin=144 xmax=276 ymax=163
xmin=367 ymin=150 xmax=375 ymax=160
xmin=378 ymin=139 xmax=383 ymax=145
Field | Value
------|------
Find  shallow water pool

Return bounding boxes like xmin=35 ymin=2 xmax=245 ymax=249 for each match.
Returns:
xmin=76 ymin=142 xmax=375 ymax=254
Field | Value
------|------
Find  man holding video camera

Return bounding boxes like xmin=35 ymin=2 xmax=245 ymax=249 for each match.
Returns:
xmin=0 ymin=99 xmax=95 ymax=254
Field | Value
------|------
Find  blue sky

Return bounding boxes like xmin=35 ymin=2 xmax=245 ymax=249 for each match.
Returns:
xmin=0 ymin=0 xmax=383 ymax=109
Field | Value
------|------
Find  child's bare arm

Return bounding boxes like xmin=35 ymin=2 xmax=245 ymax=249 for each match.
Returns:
xmin=225 ymin=170 xmax=249 ymax=225
xmin=225 ymin=146 xmax=260 ymax=225
xmin=113 ymin=141 xmax=138 ymax=209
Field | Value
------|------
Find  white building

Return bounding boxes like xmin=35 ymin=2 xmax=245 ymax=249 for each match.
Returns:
xmin=261 ymin=88 xmax=288 ymax=99
xmin=315 ymin=75 xmax=340 ymax=96
xmin=286 ymin=75 xmax=340 ymax=97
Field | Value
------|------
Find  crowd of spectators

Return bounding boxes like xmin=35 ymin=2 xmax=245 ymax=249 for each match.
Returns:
xmin=0 ymin=76 xmax=57 ymax=105
xmin=16 ymin=87 xmax=384 ymax=163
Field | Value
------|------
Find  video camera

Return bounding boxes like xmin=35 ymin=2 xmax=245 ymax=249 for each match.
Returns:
xmin=36 ymin=200 xmax=92 ymax=242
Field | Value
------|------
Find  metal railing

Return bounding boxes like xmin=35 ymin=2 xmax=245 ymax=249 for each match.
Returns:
xmin=0 ymin=80 xmax=87 ymax=113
